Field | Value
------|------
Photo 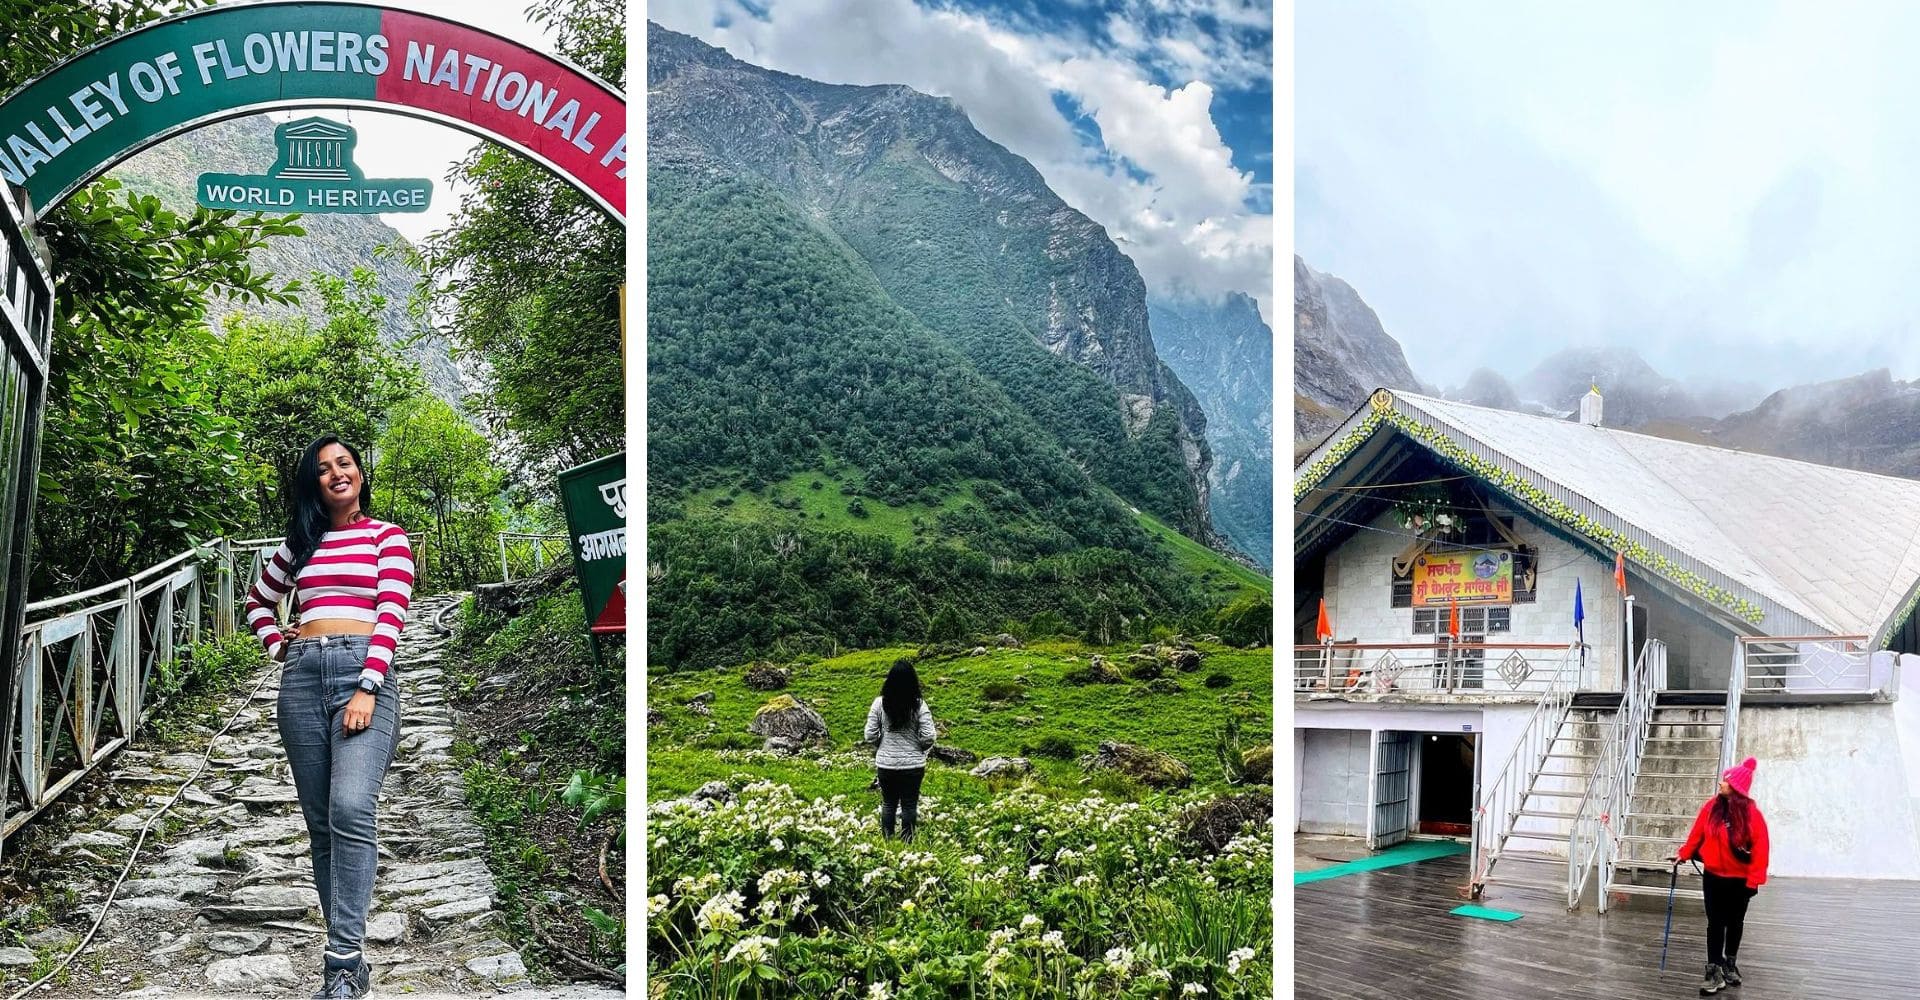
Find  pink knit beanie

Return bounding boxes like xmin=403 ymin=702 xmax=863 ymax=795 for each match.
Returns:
xmin=1723 ymin=756 xmax=1757 ymax=797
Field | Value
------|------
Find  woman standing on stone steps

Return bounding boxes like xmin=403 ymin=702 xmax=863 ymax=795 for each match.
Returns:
xmin=865 ymin=658 xmax=938 ymax=842
xmin=1667 ymin=756 xmax=1770 ymax=997
xmin=246 ymin=435 xmax=413 ymax=1000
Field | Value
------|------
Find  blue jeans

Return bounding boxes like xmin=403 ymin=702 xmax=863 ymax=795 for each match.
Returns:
xmin=277 ymin=634 xmax=402 ymax=964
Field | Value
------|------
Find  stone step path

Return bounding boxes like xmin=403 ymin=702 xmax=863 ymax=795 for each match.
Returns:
xmin=7 ymin=593 xmax=620 ymax=998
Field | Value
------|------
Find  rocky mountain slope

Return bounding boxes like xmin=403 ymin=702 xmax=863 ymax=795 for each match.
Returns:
xmin=648 ymin=24 xmax=1216 ymax=540
xmin=110 ymin=115 xmax=466 ymax=406
xmin=1707 ymin=368 xmax=1920 ymax=478
xmin=1291 ymin=255 xmax=1920 ymax=485
xmin=1293 ymin=255 xmax=1422 ymax=447
xmin=1149 ymin=292 xmax=1272 ymax=568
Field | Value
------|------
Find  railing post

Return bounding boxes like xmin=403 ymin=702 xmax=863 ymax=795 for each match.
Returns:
xmin=123 ymin=578 xmax=140 ymax=732
xmin=499 ymin=534 xmax=511 ymax=584
xmin=216 ymin=537 xmax=234 ymax=637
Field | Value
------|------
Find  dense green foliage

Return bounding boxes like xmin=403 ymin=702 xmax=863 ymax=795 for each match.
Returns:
xmin=376 ymin=394 xmax=508 ymax=591
xmin=649 ymin=173 xmax=1143 ymax=548
xmin=215 ymin=269 xmax=424 ymax=531
xmin=648 ymin=172 xmax=1267 ymax=669
xmin=4 ymin=0 xmax=305 ymax=593
xmin=31 ymin=182 xmax=303 ymax=592
xmin=420 ymin=0 xmax=625 ymax=479
xmin=832 ymin=159 xmax=1206 ymax=536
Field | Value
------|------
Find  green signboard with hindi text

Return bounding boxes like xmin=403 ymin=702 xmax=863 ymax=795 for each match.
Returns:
xmin=558 ymin=452 xmax=625 ymax=635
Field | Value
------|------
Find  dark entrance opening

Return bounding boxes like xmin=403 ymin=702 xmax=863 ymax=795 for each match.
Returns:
xmin=1417 ymin=733 xmax=1475 ymax=836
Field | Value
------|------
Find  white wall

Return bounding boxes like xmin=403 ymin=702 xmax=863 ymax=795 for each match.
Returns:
xmin=1294 ymin=703 xmax=1539 ymax=843
xmin=1735 ymin=698 xmax=1920 ymax=879
xmin=1321 ymin=507 xmax=1620 ymax=689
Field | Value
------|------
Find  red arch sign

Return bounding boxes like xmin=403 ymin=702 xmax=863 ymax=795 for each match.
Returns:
xmin=0 ymin=1 xmax=625 ymax=221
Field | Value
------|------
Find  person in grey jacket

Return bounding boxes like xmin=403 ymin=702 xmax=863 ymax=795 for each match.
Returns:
xmin=865 ymin=658 xmax=938 ymax=841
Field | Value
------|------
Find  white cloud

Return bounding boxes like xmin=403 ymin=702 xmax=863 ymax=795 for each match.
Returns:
xmin=651 ymin=0 xmax=1272 ymax=315
xmin=1299 ymin=0 xmax=1920 ymax=390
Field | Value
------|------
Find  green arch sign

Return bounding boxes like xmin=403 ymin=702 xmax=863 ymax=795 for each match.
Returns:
xmin=0 ymin=1 xmax=626 ymax=221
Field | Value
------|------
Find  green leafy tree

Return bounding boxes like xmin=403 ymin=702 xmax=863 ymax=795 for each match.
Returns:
xmin=377 ymin=395 xmax=507 ymax=590
xmin=6 ymin=1 xmax=310 ymax=592
xmin=30 ymin=180 xmax=302 ymax=591
xmin=420 ymin=0 xmax=625 ymax=478
xmin=213 ymin=269 xmax=424 ymax=532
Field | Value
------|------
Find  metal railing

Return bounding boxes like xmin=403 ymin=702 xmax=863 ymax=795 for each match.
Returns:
xmin=1568 ymin=639 xmax=1664 ymax=912
xmin=1736 ymin=634 xmax=1885 ymax=698
xmin=3 ymin=537 xmax=282 ymax=856
xmin=498 ymin=532 xmax=570 ymax=582
xmin=1295 ymin=641 xmax=1585 ymax=698
xmin=1467 ymin=641 xmax=1581 ymax=897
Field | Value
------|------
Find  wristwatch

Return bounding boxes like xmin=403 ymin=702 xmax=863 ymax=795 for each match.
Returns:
xmin=357 ymin=677 xmax=379 ymax=696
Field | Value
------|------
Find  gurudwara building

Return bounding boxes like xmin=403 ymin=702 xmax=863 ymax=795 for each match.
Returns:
xmin=1293 ymin=387 xmax=1920 ymax=907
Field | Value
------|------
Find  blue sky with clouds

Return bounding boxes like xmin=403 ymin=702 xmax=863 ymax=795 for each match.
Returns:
xmin=1298 ymin=1 xmax=1920 ymax=393
xmin=651 ymin=0 xmax=1274 ymax=318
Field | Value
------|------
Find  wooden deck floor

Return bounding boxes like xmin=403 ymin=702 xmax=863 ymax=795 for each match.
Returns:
xmin=1296 ymin=852 xmax=1920 ymax=999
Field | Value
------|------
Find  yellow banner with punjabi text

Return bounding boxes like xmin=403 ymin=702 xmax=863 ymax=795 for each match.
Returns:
xmin=1412 ymin=550 xmax=1513 ymax=607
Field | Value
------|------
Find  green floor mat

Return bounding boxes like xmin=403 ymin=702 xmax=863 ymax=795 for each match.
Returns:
xmin=1294 ymin=839 xmax=1468 ymax=885
xmin=1451 ymin=904 xmax=1524 ymax=921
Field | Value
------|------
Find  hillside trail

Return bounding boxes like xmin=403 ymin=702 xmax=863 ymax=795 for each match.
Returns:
xmin=3 ymin=592 xmax=620 ymax=999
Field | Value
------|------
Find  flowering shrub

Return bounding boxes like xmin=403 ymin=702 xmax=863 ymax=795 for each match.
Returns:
xmin=648 ymin=780 xmax=1273 ymax=998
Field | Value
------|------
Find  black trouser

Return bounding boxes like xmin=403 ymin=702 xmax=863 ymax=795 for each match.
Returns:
xmin=1701 ymin=873 xmax=1753 ymax=966
xmin=877 ymin=766 xmax=926 ymax=841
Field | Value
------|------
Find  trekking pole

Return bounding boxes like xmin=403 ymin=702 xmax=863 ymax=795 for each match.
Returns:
xmin=1659 ymin=859 xmax=1679 ymax=971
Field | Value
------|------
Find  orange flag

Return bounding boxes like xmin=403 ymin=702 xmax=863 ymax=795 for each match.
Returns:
xmin=1448 ymin=598 xmax=1461 ymax=638
xmin=1614 ymin=551 xmax=1628 ymax=595
xmin=1316 ymin=599 xmax=1332 ymax=642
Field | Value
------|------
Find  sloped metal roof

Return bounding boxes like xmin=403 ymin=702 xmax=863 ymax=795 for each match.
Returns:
xmin=1297 ymin=390 xmax=1920 ymax=641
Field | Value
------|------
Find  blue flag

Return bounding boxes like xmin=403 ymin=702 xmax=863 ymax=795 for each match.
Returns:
xmin=1574 ymin=578 xmax=1585 ymax=645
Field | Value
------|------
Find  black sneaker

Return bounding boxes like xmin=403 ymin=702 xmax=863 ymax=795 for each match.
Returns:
xmin=1722 ymin=960 xmax=1742 ymax=987
xmin=1700 ymin=963 xmax=1726 ymax=995
xmin=319 ymin=960 xmax=371 ymax=999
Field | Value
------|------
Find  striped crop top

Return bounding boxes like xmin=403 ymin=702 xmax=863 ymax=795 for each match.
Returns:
xmin=246 ymin=517 xmax=414 ymax=687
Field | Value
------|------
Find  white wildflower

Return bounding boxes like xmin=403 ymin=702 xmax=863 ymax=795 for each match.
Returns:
xmin=695 ymin=890 xmax=745 ymax=932
xmin=1040 ymin=930 xmax=1065 ymax=951
xmin=1019 ymin=914 xmax=1044 ymax=933
xmin=1228 ymin=946 xmax=1256 ymax=976
xmin=646 ymin=894 xmax=670 ymax=917
xmin=867 ymin=983 xmax=893 ymax=1000
xmin=723 ymin=935 xmax=777 ymax=965
xmin=1181 ymin=985 xmax=1207 ymax=996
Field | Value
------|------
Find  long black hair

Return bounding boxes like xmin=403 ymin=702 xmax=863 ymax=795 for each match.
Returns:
xmin=881 ymin=658 xmax=923 ymax=731
xmin=286 ymin=435 xmax=373 ymax=575
xmin=1712 ymin=787 xmax=1754 ymax=855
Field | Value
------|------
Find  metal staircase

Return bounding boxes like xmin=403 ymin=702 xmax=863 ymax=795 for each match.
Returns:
xmin=1604 ymin=694 xmax=1723 ymax=902
xmin=1477 ymin=696 xmax=1619 ymax=900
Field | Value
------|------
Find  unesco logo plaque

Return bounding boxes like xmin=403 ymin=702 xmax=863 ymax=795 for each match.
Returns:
xmin=197 ymin=116 xmax=431 ymax=213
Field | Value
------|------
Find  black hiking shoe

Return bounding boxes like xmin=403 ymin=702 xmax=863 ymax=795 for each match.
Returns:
xmin=318 ymin=959 xmax=371 ymax=999
xmin=1700 ymin=963 xmax=1726 ymax=995
xmin=1722 ymin=960 xmax=1742 ymax=987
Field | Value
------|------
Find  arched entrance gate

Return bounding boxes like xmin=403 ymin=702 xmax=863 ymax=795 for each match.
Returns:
xmin=0 ymin=0 xmax=626 ymax=852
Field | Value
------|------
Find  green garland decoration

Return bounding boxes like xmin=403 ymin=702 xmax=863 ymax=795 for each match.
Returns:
xmin=1295 ymin=401 xmax=1767 ymax=625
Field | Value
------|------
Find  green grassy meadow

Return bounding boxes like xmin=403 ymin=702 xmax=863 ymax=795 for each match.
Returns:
xmin=647 ymin=640 xmax=1271 ymax=801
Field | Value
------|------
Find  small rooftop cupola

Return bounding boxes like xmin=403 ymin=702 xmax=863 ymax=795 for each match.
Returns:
xmin=1580 ymin=382 xmax=1604 ymax=427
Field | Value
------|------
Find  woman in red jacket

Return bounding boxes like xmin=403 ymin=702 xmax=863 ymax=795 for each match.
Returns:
xmin=1670 ymin=756 xmax=1770 ymax=996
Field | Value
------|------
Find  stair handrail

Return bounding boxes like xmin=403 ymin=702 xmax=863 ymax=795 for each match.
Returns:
xmin=1573 ymin=638 xmax=1662 ymax=912
xmin=1470 ymin=640 xmax=1581 ymax=896
xmin=1722 ymin=642 xmax=1745 ymax=775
